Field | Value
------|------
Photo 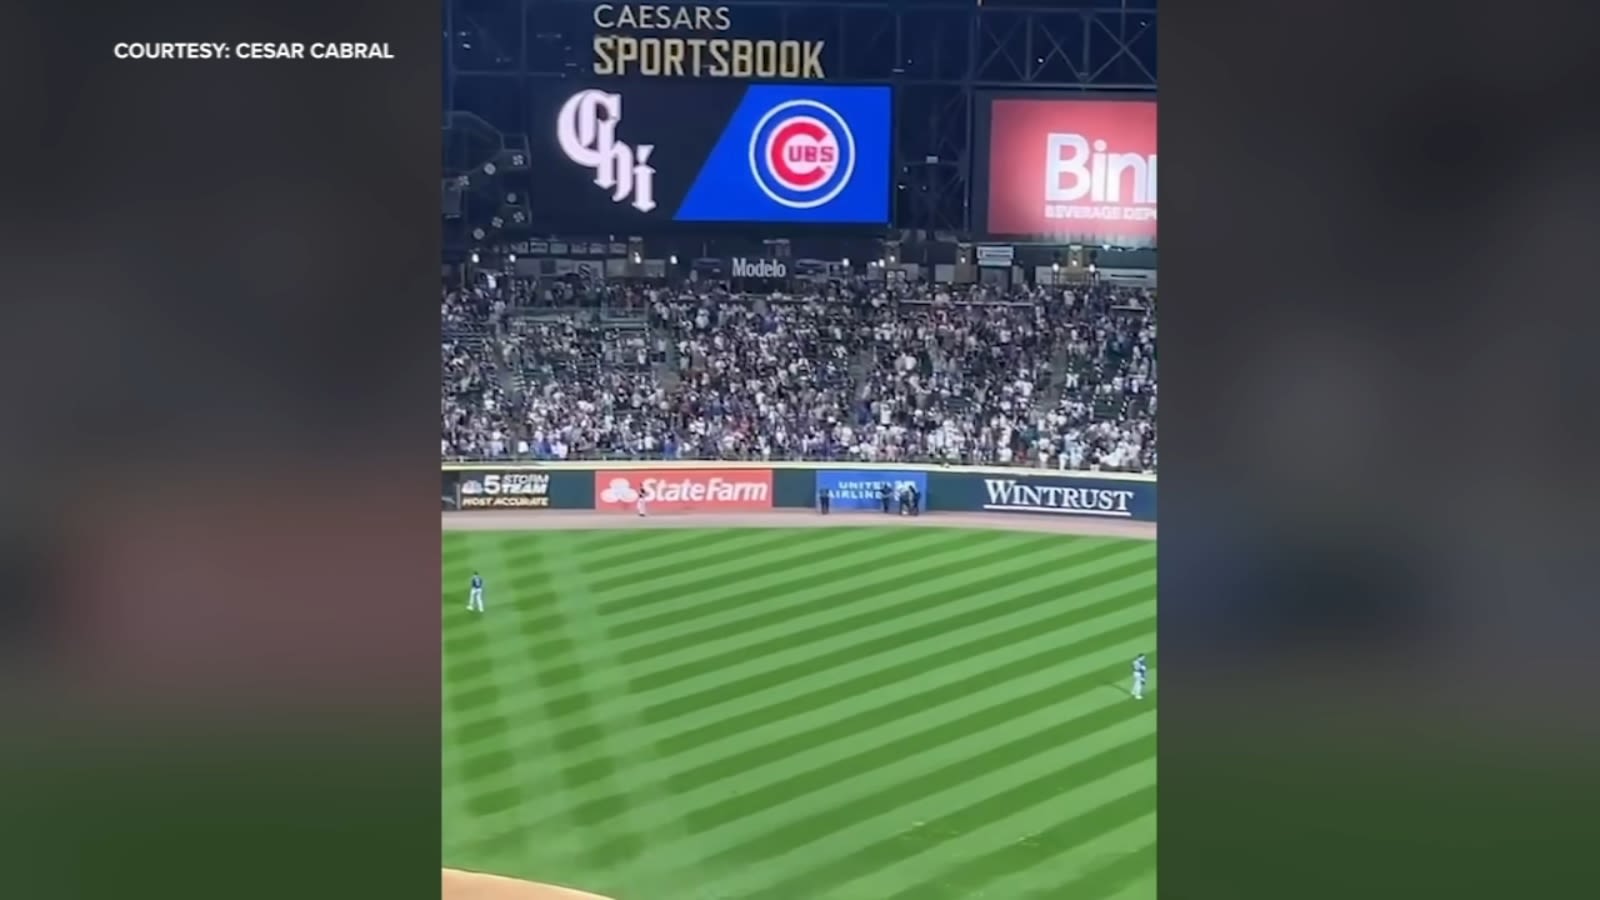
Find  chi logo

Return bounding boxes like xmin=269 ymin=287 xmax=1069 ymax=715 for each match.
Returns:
xmin=747 ymin=99 xmax=856 ymax=209
xmin=556 ymin=89 xmax=657 ymax=213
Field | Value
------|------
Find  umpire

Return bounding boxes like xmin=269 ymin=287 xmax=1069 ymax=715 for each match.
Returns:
xmin=878 ymin=483 xmax=892 ymax=514
xmin=818 ymin=487 xmax=831 ymax=515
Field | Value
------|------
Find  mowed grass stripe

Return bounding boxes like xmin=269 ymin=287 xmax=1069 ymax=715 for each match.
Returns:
xmin=863 ymin=781 xmax=1158 ymax=900
xmin=532 ymin=553 xmax=1152 ymax=765
xmin=611 ymin=531 xmax=1093 ymax=667
xmin=679 ymin=669 xmax=1154 ymax=868
xmin=599 ymin=650 xmax=1152 ymax=873
xmin=575 ymin=526 xmax=837 ymax=577
xmin=708 ymin=709 xmax=1157 ymax=896
xmin=447 ymin=548 xmax=560 ymax=831
xmin=651 ymin=584 xmax=1154 ymax=770
xmin=854 ymin=770 xmax=1157 ymax=900
xmin=587 ymin=529 xmax=927 ymax=610
xmin=596 ymin=528 xmax=966 ymax=625
xmin=566 ymin=527 xmax=773 ymax=568
xmin=445 ymin=532 xmax=1097 ymax=678
xmin=607 ymin=531 xmax=1111 ymax=659
xmin=520 ymin=565 xmax=1152 ymax=769
xmin=986 ymin=830 xmax=1155 ymax=900
xmin=625 ymin=540 xmax=1151 ymax=700
xmin=1031 ymin=859 xmax=1156 ymax=900
xmin=440 ymin=529 xmax=1158 ymax=900
xmin=581 ymin=527 xmax=927 ymax=596
xmin=443 ymin=554 xmax=529 ymax=745
xmin=545 ymin=626 xmax=1149 ymax=837
xmin=600 ymin=529 xmax=1013 ymax=643
xmin=525 ymin=532 xmax=703 ymax=886
xmin=510 ymin=535 xmax=1051 ymax=725
xmin=638 ymin=556 xmax=1155 ymax=751
xmin=450 ymin=561 xmax=1149 ymax=765
xmin=446 ymin=531 xmax=847 ymax=674
xmin=490 ymin=534 xmax=650 ymax=870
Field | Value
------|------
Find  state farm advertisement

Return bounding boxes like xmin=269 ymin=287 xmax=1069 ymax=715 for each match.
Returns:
xmin=982 ymin=97 xmax=1157 ymax=247
xmin=593 ymin=469 xmax=774 ymax=513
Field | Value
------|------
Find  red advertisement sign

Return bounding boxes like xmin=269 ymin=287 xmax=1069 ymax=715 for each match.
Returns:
xmin=593 ymin=469 xmax=774 ymax=513
xmin=984 ymin=98 xmax=1157 ymax=246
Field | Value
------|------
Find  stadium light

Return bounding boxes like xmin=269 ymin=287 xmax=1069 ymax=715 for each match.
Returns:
xmin=669 ymin=254 xmax=678 ymax=265
xmin=841 ymin=257 xmax=850 ymax=267
xmin=507 ymin=253 xmax=516 ymax=264
xmin=632 ymin=251 xmax=642 ymax=264
xmin=1052 ymin=262 xmax=1060 ymax=272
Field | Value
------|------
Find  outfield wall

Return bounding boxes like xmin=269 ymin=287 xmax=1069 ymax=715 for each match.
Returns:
xmin=441 ymin=461 xmax=1156 ymax=523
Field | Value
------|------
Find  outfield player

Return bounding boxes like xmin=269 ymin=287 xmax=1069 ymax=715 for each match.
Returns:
xmin=636 ymin=493 xmax=648 ymax=517
xmin=468 ymin=571 xmax=485 ymax=613
xmin=1131 ymin=653 xmax=1148 ymax=699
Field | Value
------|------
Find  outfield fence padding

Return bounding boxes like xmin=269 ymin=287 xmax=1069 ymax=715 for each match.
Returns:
xmin=441 ymin=461 xmax=1156 ymax=523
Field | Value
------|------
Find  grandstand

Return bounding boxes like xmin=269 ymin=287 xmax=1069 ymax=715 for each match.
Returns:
xmin=441 ymin=272 xmax=1156 ymax=472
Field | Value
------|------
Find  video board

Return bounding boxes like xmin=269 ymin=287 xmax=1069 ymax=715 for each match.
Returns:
xmin=530 ymin=82 xmax=891 ymax=231
xmin=975 ymin=95 xmax=1157 ymax=247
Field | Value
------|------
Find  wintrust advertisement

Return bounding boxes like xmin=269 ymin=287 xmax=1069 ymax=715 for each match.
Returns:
xmin=940 ymin=470 xmax=1158 ymax=518
xmin=594 ymin=469 xmax=774 ymax=513
xmin=978 ymin=97 xmax=1157 ymax=247
xmin=536 ymin=83 xmax=891 ymax=231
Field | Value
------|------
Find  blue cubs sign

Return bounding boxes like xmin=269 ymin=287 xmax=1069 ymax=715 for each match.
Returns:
xmin=533 ymin=82 xmax=890 ymax=230
xmin=747 ymin=99 xmax=856 ymax=209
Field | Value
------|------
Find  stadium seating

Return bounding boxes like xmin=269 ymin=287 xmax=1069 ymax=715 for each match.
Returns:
xmin=441 ymin=277 xmax=1156 ymax=472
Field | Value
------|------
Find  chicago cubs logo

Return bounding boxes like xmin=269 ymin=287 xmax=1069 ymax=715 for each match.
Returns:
xmin=747 ymin=99 xmax=857 ymax=209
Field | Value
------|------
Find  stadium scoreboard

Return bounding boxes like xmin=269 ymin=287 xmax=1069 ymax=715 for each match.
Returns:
xmin=591 ymin=3 xmax=827 ymax=80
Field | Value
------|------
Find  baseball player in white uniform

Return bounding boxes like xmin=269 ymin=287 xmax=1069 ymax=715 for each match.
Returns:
xmin=636 ymin=493 xmax=648 ymax=517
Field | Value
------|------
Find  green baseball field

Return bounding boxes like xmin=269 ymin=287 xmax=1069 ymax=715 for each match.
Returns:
xmin=443 ymin=522 xmax=1156 ymax=900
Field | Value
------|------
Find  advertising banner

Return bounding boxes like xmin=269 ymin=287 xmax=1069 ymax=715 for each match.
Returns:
xmin=815 ymin=470 xmax=929 ymax=511
xmin=589 ymin=2 xmax=829 ymax=80
xmin=533 ymin=82 xmax=891 ymax=231
xmin=965 ymin=473 xmax=1156 ymax=522
xmin=457 ymin=471 xmax=553 ymax=509
xmin=978 ymin=97 xmax=1157 ymax=247
xmin=593 ymin=469 xmax=774 ymax=513
xmin=441 ymin=471 xmax=459 ymax=511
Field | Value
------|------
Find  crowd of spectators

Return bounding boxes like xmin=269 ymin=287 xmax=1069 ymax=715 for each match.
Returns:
xmin=440 ymin=275 xmax=1157 ymax=472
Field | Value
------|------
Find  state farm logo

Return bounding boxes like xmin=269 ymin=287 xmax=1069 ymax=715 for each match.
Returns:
xmin=747 ymin=99 xmax=856 ymax=209
xmin=599 ymin=477 xmax=640 ymax=503
xmin=593 ymin=470 xmax=774 ymax=512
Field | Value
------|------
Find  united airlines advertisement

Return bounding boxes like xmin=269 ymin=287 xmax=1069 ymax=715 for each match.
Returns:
xmin=532 ymin=82 xmax=891 ymax=231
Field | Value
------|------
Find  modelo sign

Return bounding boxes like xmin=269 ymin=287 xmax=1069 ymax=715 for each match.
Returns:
xmin=594 ymin=469 xmax=773 ymax=513
xmin=459 ymin=471 xmax=551 ymax=509
xmin=982 ymin=97 xmax=1157 ymax=248
xmin=731 ymin=257 xmax=786 ymax=278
